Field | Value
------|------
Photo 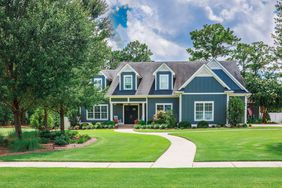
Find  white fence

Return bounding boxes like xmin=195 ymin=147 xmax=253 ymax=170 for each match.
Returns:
xmin=269 ymin=113 xmax=282 ymax=123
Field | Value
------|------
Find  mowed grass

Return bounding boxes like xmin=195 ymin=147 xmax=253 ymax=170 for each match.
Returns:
xmin=0 ymin=168 xmax=282 ymax=188
xmin=171 ymin=128 xmax=282 ymax=161
xmin=0 ymin=130 xmax=170 ymax=162
xmin=0 ymin=127 xmax=34 ymax=136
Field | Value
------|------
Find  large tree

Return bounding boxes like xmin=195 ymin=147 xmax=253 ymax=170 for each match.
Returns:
xmin=0 ymin=0 xmax=109 ymax=137
xmin=273 ymin=0 xmax=282 ymax=61
xmin=107 ymin=40 xmax=153 ymax=68
xmin=187 ymin=23 xmax=240 ymax=60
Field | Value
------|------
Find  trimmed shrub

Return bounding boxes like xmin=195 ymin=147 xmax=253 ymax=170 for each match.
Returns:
xmin=102 ymin=121 xmax=115 ymax=126
xmin=40 ymin=137 xmax=50 ymax=144
xmin=153 ymin=124 xmax=160 ymax=129
xmin=243 ymin=123 xmax=248 ymax=128
xmin=178 ymin=121 xmax=191 ymax=129
xmin=153 ymin=110 xmax=176 ymax=128
xmin=145 ymin=124 xmax=153 ymax=129
xmin=197 ymin=121 xmax=209 ymax=128
xmin=228 ymin=97 xmax=244 ymax=127
xmin=159 ymin=124 xmax=168 ymax=129
xmin=54 ymin=135 xmax=69 ymax=146
xmin=137 ymin=120 xmax=146 ymax=125
xmin=39 ymin=130 xmax=52 ymax=139
xmin=30 ymin=108 xmax=55 ymax=130
xmin=94 ymin=122 xmax=102 ymax=129
xmin=134 ymin=125 xmax=140 ymax=129
xmin=77 ymin=135 xmax=91 ymax=144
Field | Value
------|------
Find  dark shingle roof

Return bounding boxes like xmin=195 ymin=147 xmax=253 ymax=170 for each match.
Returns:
xmin=105 ymin=61 xmax=245 ymax=96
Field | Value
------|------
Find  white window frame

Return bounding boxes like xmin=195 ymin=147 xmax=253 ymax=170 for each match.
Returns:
xmin=123 ymin=75 xmax=133 ymax=90
xmin=93 ymin=78 xmax=103 ymax=91
xmin=194 ymin=101 xmax=214 ymax=121
xmin=86 ymin=104 xmax=108 ymax=120
xmin=155 ymin=103 xmax=173 ymax=114
xmin=159 ymin=74 xmax=169 ymax=90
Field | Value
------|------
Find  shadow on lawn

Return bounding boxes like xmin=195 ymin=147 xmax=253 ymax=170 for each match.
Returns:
xmin=265 ymin=143 xmax=282 ymax=155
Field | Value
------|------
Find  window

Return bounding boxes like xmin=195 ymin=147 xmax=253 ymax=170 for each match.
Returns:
xmin=87 ymin=104 xmax=108 ymax=120
xmin=93 ymin=78 xmax=103 ymax=91
xmin=123 ymin=75 xmax=133 ymax=90
xmin=194 ymin=101 xmax=214 ymax=121
xmin=159 ymin=74 xmax=169 ymax=90
xmin=156 ymin=103 xmax=173 ymax=113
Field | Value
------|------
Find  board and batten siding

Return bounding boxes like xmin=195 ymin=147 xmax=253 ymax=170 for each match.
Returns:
xmin=184 ymin=77 xmax=226 ymax=93
xmin=147 ymin=98 xmax=179 ymax=122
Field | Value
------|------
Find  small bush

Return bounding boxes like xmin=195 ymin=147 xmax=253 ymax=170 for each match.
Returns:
xmin=77 ymin=135 xmax=91 ymax=144
xmin=178 ymin=121 xmax=191 ymax=129
xmin=228 ymin=97 xmax=244 ymax=127
xmin=197 ymin=121 xmax=209 ymax=128
xmin=94 ymin=122 xmax=102 ymax=129
xmin=134 ymin=125 xmax=140 ymax=129
xmin=146 ymin=124 xmax=153 ymax=129
xmin=54 ymin=135 xmax=69 ymax=146
xmin=39 ymin=130 xmax=52 ymax=139
xmin=81 ymin=123 xmax=89 ymax=130
xmin=102 ymin=121 xmax=115 ymax=126
xmin=65 ymin=131 xmax=79 ymax=139
xmin=107 ymin=124 xmax=114 ymax=129
xmin=159 ymin=124 xmax=168 ymax=129
xmin=243 ymin=123 xmax=248 ymax=128
xmin=40 ymin=137 xmax=50 ymax=144
xmin=248 ymin=124 xmax=252 ymax=127
xmin=153 ymin=124 xmax=160 ymax=129
xmin=137 ymin=120 xmax=146 ymax=125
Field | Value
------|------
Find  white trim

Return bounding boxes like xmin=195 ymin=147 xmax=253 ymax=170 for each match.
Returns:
xmin=111 ymin=101 xmax=146 ymax=104
xmin=159 ymin=74 xmax=169 ymax=90
xmin=109 ymin=95 xmax=179 ymax=98
xmin=228 ymin=93 xmax=251 ymax=96
xmin=142 ymin=103 xmax=145 ymax=121
xmin=153 ymin=63 xmax=175 ymax=76
xmin=93 ymin=77 xmax=103 ymax=91
xmin=194 ymin=101 xmax=214 ymax=121
xmin=179 ymin=94 xmax=182 ymax=122
xmin=110 ymin=101 xmax=113 ymax=121
xmin=123 ymin=74 xmax=133 ymax=90
xmin=182 ymin=92 xmax=226 ymax=95
xmin=86 ymin=104 xmax=109 ymax=121
xmin=99 ymin=71 xmax=108 ymax=80
xmin=146 ymin=97 xmax=148 ymax=122
xmin=155 ymin=103 xmax=173 ymax=114
xmin=179 ymin=64 xmax=230 ymax=90
xmin=226 ymin=95 xmax=229 ymax=125
xmin=117 ymin=64 xmax=140 ymax=77
xmin=207 ymin=59 xmax=249 ymax=92
xmin=244 ymin=96 xmax=247 ymax=124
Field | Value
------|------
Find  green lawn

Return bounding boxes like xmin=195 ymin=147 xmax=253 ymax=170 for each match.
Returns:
xmin=0 ymin=130 xmax=170 ymax=162
xmin=170 ymin=128 xmax=282 ymax=161
xmin=0 ymin=168 xmax=281 ymax=188
xmin=0 ymin=127 xmax=34 ymax=136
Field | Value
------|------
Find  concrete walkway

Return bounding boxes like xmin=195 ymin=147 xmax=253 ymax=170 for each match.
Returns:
xmin=0 ymin=129 xmax=281 ymax=168
xmin=115 ymin=129 xmax=196 ymax=168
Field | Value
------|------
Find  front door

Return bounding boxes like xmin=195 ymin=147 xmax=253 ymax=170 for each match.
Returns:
xmin=124 ymin=105 xmax=138 ymax=124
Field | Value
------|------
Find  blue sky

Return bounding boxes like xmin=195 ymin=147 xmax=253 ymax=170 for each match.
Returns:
xmin=107 ymin=0 xmax=276 ymax=61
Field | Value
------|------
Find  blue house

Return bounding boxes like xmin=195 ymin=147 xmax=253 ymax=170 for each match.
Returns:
xmin=80 ymin=60 xmax=250 ymax=126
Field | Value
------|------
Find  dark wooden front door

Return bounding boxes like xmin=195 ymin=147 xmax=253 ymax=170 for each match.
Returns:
xmin=124 ymin=105 xmax=138 ymax=124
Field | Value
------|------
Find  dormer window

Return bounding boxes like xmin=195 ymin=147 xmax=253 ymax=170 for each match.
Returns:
xmin=159 ymin=74 xmax=169 ymax=90
xmin=123 ymin=75 xmax=133 ymax=90
xmin=94 ymin=78 xmax=103 ymax=91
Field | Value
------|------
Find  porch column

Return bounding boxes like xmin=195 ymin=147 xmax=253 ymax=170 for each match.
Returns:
xmin=110 ymin=101 xmax=113 ymax=121
xmin=142 ymin=103 xmax=145 ymax=121
xmin=226 ymin=95 xmax=229 ymax=125
xmin=244 ymin=96 xmax=247 ymax=124
xmin=179 ymin=94 xmax=182 ymax=122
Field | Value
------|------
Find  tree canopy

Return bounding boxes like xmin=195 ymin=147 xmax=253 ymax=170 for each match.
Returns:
xmin=187 ymin=23 xmax=240 ymax=60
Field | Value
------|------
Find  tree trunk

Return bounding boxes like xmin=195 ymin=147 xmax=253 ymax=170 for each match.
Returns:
xmin=59 ymin=106 xmax=65 ymax=133
xmin=43 ymin=108 xmax=48 ymax=130
xmin=260 ymin=106 xmax=268 ymax=123
xmin=13 ymin=100 xmax=22 ymax=139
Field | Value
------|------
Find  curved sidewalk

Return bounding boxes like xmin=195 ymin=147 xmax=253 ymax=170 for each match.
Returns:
xmin=115 ymin=129 xmax=196 ymax=168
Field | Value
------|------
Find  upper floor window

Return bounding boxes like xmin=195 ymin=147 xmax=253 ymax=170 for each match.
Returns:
xmin=194 ymin=101 xmax=214 ymax=121
xmin=159 ymin=74 xmax=169 ymax=90
xmin=123 ymin=75 xmax=133 ymax=90
xmin=93 ymin=78 xmax=103 ymax=91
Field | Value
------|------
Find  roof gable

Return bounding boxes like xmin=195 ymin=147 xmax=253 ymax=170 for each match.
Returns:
xmin=117 ymin=64 xmax=141 ymax=77
xmin=153 ymin=63 xmax=175 ymax=76
xmin=179 ymin=64 xmax=230 ymax=90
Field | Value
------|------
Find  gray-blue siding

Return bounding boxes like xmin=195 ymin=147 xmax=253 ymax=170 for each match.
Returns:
xmin=147 ymin=98 xmax=179 ymax=122
xmin=184 ymin=77 xmax=226 ymax=92
xmin=80 ymin=103 xmax=110 ymax=123
xmin=181 ymin=94 xmax=227 ymax=124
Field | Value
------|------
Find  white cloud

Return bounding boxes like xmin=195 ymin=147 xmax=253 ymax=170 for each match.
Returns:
xmin=204 ymin=6 xmax=223 ymax=22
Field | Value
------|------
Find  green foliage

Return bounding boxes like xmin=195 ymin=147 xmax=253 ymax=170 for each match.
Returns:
xmin=134 ymin=125 xmax=140 ymax=129
xmin=30 ymin=108 xmax=54 ymax=130
xmin=228 ymin=97 xmax=245 ymax=126
xmin=153 ymin=110 xmax=176 ymax=128
xmin=8 ymin=132 xmax=41 ymax=152
xmin=187 ymin=24 xmax=240 ymax=60
xmin=102 ymin=121 xmax=115 ymax=126
xmin=137 ymin=120 xmax=146 ymax=125
xmin=54 ymin=135 xmax=69 ymax=146
xmin=273 ymin=0 xmax=282 ymax=61
xmin=178 ymin=121 xmax=192 ymax=129
xmin=197 ymin=121 xmax=209 ymax=128
xmin=0 ymin=104 xmax=13 ymax=126
xmin=108 ymin=40 xmax=153 ymax=68
xmin=77 ymin=135 xmax=91 ymax=144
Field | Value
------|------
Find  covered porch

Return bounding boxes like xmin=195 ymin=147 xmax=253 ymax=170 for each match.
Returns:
xmin=110 ymin=97 xmax=147 ymax=125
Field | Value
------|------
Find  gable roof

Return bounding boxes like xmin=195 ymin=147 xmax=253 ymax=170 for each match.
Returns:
xmin=178 ymin=64 xmax=230 ymax=90
xmin=105 ymin=61 xmax=247 ymax=96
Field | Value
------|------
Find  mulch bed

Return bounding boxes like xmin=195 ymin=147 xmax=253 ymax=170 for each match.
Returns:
xmin=0 ymin=138 xmax=97 ymax=157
